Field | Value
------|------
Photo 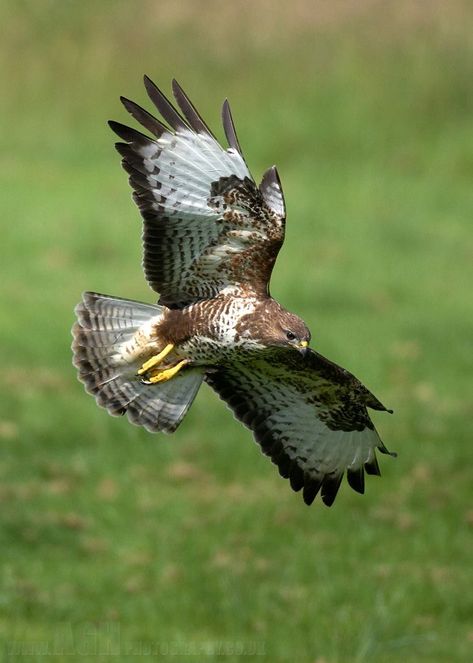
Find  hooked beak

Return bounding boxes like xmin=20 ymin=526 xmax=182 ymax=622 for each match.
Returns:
xmin=297 ymin=340 xmax=309 ymax=356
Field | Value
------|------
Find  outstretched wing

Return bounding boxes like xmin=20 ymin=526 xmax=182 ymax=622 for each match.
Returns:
xmin=206 ymin=348 xmax=395 ymax=506
xmin=109 ymin=77 xmax=286 ymax=308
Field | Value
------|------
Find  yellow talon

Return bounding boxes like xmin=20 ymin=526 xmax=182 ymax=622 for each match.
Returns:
xmin=145 ymin=359 xmax=189 ymax=384
xmin=138 ymin=343 xmax=174 ymax=375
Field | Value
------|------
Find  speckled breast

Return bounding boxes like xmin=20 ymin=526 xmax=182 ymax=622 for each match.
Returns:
xmin=178 ymin=294 xmax=260 ymax=365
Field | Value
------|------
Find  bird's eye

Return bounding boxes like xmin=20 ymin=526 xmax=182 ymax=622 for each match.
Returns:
xmin=286 ymin=331 xmax=296 ymax=341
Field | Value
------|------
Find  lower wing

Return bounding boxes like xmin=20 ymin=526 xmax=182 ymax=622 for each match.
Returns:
xmin=205 ymin=348 xmax=395 ymax=506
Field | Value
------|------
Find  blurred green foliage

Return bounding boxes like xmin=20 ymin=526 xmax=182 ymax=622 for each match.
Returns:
xmin=0 ymin=1 xmax=472 ymax=661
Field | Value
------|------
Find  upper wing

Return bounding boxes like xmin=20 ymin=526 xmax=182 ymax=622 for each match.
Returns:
xmin=205 ymin=348 xmax=395 ymax=506
xmin=109 ymin=77 xmax=286 ymax=308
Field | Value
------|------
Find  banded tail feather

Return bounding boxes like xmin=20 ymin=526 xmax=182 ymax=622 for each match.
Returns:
xmin=72 ymin=292 xmax=203 ymax=433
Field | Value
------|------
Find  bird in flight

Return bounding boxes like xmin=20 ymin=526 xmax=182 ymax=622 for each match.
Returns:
xmin=72 ymin=76 xmax=395 ymax=506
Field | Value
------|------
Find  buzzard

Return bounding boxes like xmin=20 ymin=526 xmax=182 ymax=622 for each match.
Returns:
xmin=72 ymin=76 xmax=395 ymax=506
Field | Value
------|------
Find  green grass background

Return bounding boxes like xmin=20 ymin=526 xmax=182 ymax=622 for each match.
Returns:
xmin=1 ymin=1 xmax=472 ymax=661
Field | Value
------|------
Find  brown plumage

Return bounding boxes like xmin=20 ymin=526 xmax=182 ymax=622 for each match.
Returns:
xmin=72 ymin=76 xmax=395 ymax=507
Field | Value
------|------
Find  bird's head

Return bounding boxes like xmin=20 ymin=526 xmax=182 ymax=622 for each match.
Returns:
xmin=272 ymin=309 xmax=311 ymax=355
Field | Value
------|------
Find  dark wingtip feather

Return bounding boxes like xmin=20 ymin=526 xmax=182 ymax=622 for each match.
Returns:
xmin=120 ymin=96 xmax=167 ymax=137
xmin=143 ymin=75 xmax=188 ymax=132
xmin=275 ymin=455 xmax=291 ymax=479
xmin=321 ymin=472 xmax=344 ymax=507
xmin=364 ymin=454 xmax=381 ymax=476
xmin=366 ymin=391 xmax=393 ymax=413
xmin=302 ymin=478 xmax=322 ymax=506
xmin=221 ymin=98 xmax=244 ymax=156
xmin=171 ymin=79 xmax=216 ymax=138
xmin=377 ymin=440 xmax=397 ymax=458
xmin=289 ymin=463 xmax=305 ymax=492
xmin=114 ymin=141 xmax=129 ymax=158
xmin=108 ymin=120 xmax=151 ymax=145
xmin=347 ymin=466 xmax=365 ymax=494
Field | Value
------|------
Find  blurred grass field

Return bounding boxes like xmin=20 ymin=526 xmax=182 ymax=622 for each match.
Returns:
xmin=1 ymin=1 xmax=473 ymax=661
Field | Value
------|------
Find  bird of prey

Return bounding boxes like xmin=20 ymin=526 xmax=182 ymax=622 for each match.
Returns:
xmin=72 ymin=76 xmax=395 ymax=506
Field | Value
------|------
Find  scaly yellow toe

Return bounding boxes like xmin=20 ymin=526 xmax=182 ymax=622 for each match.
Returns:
xmin=137 ymin=343 xmax=174 ymax=375
xmin=146 ymin=359 xmax=189 ymax=384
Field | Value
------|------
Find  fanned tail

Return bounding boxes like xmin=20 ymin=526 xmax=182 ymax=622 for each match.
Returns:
xmin=72 ymin=292 xmax=203 ymax=433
